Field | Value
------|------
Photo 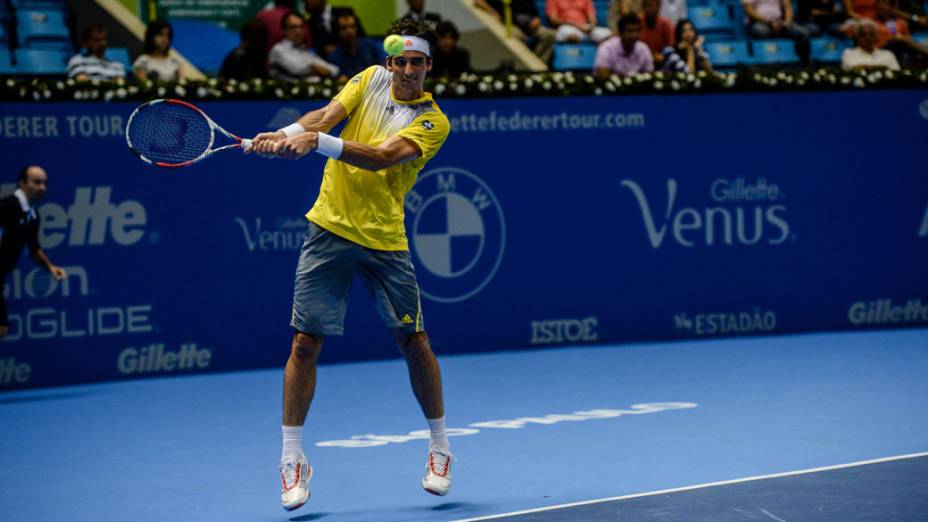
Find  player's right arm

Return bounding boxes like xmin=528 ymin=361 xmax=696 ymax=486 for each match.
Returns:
xmin=250 ymin=100 xmax=347 ymax=156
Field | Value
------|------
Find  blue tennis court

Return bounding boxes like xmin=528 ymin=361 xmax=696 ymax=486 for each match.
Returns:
xmin=1 ymin=328 xmax=926 ymax=521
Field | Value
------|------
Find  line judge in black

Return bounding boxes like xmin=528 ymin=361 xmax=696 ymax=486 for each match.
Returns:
xmin=0 ymin=166 xmax=67 ymax=337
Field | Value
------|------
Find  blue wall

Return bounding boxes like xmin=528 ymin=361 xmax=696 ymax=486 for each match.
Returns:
xmin=1 ymin=91 xmax=927 ymax=390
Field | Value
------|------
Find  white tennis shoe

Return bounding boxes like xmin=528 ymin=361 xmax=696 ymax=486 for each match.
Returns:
xmin=422 ymin=448 xmax=452 ymax=496
xmin=279 ymin=452 xmax=312 ymax=511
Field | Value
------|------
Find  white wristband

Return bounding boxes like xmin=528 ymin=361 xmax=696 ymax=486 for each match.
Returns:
xmin=315 ymin=132 xmax=344 ymax=159
xmin=278 ymin=123 xmax=305 ymax=138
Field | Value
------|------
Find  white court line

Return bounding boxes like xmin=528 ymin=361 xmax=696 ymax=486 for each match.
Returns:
xmin=450 ymin=451 xmax=928 ymax=522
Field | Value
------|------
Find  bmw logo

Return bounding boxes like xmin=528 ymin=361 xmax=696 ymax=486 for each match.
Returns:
xmin=405 ymin=167 xmax=505 ymax=303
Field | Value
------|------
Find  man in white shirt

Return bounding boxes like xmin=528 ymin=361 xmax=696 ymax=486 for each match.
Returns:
xmin=269 ymin=12 xmax=339 ymax=81
xmin=842 ymin=18 xmax=901 ymax=70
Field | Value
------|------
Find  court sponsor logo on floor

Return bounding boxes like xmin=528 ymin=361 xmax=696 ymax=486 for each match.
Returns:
xmin=620 ymin=177 xmax=792 ymax=249
xmin=405 ymin=167 xmax=505 ymax=303
xmin=316 ymin=402 xmax=698 ymax=448
xmin=674 ymin=307 xmax=777 ymax=336
xmin=848 ymin=298 xmax=928 ymax=326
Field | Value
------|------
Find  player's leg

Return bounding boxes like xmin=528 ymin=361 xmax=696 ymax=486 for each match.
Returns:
xmin=357 ymin=248 xmax=452 ymax=495
xmin=280 ymin=221 xmax=357 ymax=511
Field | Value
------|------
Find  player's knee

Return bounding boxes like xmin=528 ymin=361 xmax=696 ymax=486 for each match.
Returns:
xmin=291 ymin=331 xmax=323 ymax=361
xmin=396 ymin=331 xmax=430 ymax=355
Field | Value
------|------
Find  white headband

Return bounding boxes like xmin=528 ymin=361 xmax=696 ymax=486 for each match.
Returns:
xmin=399 ymin=35 xmax=431 ymax=57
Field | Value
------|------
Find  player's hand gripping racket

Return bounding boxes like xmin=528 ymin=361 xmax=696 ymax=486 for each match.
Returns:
xmin=125 ymin=99 xmax=253 ymax=168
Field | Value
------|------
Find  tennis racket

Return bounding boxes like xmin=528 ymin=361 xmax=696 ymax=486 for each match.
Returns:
xmin=125 ymin=98 xmax=253 ymax=168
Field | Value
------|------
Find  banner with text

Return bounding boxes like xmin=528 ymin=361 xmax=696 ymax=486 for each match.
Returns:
xmin=1 ymin=91 xmax=926 ymax=390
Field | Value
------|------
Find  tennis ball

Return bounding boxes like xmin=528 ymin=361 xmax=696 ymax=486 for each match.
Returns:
xmin=384 ymin=34 xmax=405 ymax=56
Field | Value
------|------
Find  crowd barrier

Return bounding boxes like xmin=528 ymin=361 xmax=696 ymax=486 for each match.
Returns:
xmin=1 ymin=90 xmax=926 ymax=390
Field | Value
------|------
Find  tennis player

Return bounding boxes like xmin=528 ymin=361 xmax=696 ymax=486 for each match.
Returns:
xmin=249 ymin=18 xmax=452 ymax=511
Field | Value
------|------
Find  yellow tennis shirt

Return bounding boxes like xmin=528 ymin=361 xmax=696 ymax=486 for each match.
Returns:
xmin=306 ymin=65 xmax=451 ymax=251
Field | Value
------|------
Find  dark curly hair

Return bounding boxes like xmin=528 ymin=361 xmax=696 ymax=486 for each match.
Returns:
xmin=386 ymin=17 xmax=437 ymax=55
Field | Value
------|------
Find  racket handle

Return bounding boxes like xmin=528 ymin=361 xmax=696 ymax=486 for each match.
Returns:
xmin=241 ymin=138 xmax=253 ymax=153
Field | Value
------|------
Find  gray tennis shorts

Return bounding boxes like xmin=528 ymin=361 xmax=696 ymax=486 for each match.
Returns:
xmin=290 ymin=221 xmax=424 ymax=336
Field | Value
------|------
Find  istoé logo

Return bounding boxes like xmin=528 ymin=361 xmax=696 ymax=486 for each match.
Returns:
xmin=621 ymin=178 xmax=790 ymax=248
xmin=405 ymin=167 xmax=505 ymax=303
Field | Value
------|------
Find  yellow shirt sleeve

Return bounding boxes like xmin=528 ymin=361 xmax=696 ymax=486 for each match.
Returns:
xmin=396 ymin=111 xmax=451 ymax=162
xmin=333 ymin=65 xmax=377 ymax=115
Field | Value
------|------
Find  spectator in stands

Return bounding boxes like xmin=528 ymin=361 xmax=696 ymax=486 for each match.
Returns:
xmin=610 ymin=0 xmax=688 ymax=29
xmin=303 ymin=0 xmax=360 ymax=58
xmin=662 ymin=19 xmax=712 ymax=71
xmin=546 ymin=0 xmax=613 ymax=42
xmin=841 ymin=17 xmax=901 ymax=67
xmin=431 ymin=20 xmax=472 ymax=77
xmin=133 ymin=20 xmax=184 ymax=82
xmin=327 ymin=11 xmax=385 ymax=79
xmin=67 ymin=24 xmax=126 ymax=81
xmin=256 ymin=0 xmax=310 ymax=51
xmin=845 ymin=0 xmax=928 ymax=64
xmin=595 ymin=14 xmax=654 ymax=77
xmin=639 ymin=0 xmax=675 ymax=65
xmin=403 ymin=0 xmax=442 ymax=29
xmin=221 ymin=19 xmax=270 ymax=80
xmin=270 ymin=12 xmax=339 ymax=81
xmin=742 ymin=0 xmax=812 ymax=65
xmin=474 ymin=0 xmax=557 ymax=63
xmin=219 ymin=19 xmax=267 ymax=80
xmin=796 ymin=0 xmax=847 ymax=36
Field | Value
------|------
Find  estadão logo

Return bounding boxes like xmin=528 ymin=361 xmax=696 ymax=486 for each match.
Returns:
xmin=675 ymin=308 xmax=777 ymax=336
xmin=405 ymin=167 xmax=505 ymax=303
xmin=621 ymin=178 xmax=790 ymax=248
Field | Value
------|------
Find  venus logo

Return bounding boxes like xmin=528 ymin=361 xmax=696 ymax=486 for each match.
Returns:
xmin=405 ymin=168 xmax=505 ymax=303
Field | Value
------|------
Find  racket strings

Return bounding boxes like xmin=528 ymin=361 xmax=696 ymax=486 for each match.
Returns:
xmin=128 ymin=103 xmax=213 ymax=164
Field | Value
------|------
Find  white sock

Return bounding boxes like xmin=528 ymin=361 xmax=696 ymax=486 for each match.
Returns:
xmin=427 ymin=416 xmax=450 ymax=454
xmin=282 ymin=425 xmax=303 ymax=459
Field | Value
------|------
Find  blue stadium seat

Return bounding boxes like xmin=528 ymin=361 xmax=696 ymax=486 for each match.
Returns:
xmin=704 ymin=39 xmax=750 ymax=68
xmin=750 ymin=38 xmax=799 ymax=65
xmin=13 ymin=48 xmax=69 ymax=74
xmin=16 ymin=9 xmax=71 ymax=50
xmin=688 ymin=6 xmax=736 ymax=40
xmin=11 ymin=0 xmax=66 ymax=7
xmin=552 ymin=42 xmax=598 ymax=70
xmin=0 ymin=48 xmax=13 ymax=74
xmin=811 ymin=36 xmax=851 ymax=63
xmin=105 ymin=47 xmax=132 ymax=71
